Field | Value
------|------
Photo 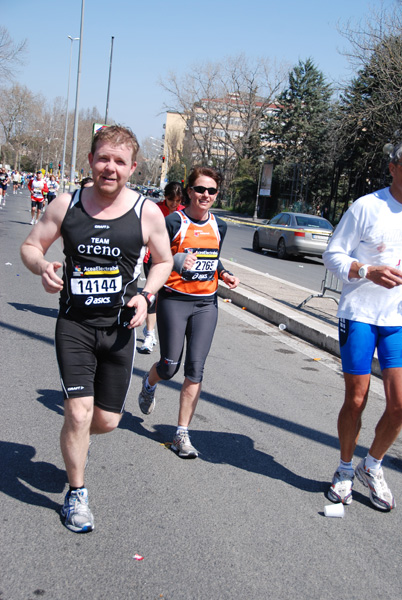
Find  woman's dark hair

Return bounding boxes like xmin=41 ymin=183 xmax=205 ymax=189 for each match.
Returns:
xmin=186 ymin=166 xmax=222 ymax=190
xmin=164 ymin=181 xmax=184 ymax=201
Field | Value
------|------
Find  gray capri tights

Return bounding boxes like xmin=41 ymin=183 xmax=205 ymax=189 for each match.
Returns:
xmin=156 ymin=293 xmax=218 ymax=383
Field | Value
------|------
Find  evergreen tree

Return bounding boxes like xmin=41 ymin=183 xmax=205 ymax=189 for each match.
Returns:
xmin=336 ymin=33 xmax=402 ymax=202
xmin=263 ymin=58 xmax=333 ymax=210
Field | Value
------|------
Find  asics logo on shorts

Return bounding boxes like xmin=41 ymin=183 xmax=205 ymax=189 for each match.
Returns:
xmin=85 ymin=296 xmax=111 ymax=305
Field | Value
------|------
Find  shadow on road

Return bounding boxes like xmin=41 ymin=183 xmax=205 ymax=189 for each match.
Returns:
xmin=36 ymin=388 xmax=64 ymax=417
xmin=0 ymin=440 xmax=67 ymax=511
xmin=9 ymin=302 xmax=58 ymax=319
xmin=0 ymin=320 xmax=55 ymax=345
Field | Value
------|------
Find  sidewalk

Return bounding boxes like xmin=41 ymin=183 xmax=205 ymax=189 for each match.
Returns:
xmin=215 ymin=211 xmax=382 ymax=378
xmin=217 ymin=258 xmax=340 ymax=356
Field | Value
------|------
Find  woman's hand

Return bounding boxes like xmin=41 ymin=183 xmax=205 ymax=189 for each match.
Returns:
xmin=182 ymin=251 xmax=197 ymax=271
xmin=221 ymin=271 xmax=239 ymax=289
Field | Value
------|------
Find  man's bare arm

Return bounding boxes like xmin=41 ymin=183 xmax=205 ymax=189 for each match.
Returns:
xmin=20 ymin=194 xmax=70 ymax=293
xmin=125 ymin=200 xmax=173 ymax=328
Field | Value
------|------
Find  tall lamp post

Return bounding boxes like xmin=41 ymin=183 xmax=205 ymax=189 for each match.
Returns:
xmin=61 ymin=35 xmax=79 ymax=191
xmin=253 ymin=155 xmax=265 ymax=221
xmin=104 ymin=36 xmax=114 ymax=124
xmin=70 ymin=0 xmax=85 ymax=190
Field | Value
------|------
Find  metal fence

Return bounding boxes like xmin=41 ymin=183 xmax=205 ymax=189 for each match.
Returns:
xmin=298 ymin=269 xmax=343 ymax=309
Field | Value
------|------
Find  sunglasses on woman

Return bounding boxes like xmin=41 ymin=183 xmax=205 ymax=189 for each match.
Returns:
xmin=190 ymin=186 xmax=218 ymax=195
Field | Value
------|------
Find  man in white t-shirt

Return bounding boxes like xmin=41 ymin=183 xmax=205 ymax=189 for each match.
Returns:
xmin=323 ymin=142 xmax=402 ymax=511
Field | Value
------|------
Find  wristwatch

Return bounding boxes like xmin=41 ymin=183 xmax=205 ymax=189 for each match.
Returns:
xmin=358 ymin=264 xmax=370 ymax=279
xmin=139 ymin=290 xmax=156 ymax=308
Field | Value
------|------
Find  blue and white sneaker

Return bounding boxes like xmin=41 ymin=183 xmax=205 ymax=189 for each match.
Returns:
xmin=61 ymin=488 xmax=94 ymax=533
xmin=328 ymin=470 xmax=354 ymax=505
xmin=355 ymin=459 xmax=395 ymax=511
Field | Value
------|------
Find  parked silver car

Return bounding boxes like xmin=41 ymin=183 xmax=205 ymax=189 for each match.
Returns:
xmin=252 ymin=212 xmax=333 ymax=259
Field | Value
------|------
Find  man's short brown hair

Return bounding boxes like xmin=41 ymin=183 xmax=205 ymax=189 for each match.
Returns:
xmin=91 ymin=125 xmax=140 ymax=165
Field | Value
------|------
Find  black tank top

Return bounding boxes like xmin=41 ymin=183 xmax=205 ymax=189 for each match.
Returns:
xmin=59 ymin=190 xmax=146 ymax=327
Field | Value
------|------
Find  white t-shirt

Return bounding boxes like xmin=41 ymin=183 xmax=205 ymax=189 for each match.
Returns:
xmin=323 ymin=187 xmax=402 ymax=326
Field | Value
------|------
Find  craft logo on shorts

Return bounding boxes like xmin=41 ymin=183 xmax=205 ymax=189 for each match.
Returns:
xmin=85 ymin=296 xmax=111 ymax=305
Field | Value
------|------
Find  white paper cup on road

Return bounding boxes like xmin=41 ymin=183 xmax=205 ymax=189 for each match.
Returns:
xmin=324 ymin=503 xmax=345 ymax=518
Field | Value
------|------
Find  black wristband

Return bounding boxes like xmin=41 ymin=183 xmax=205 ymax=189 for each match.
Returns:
xmin=139 ymin=290 xmax=156 ymax=308
xmin=220 ymin=269 xmax=234 ymax=279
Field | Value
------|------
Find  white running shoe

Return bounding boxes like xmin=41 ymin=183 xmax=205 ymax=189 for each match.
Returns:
xmin=140 ymin=328 xmax=157 ymax=353
xmin=355 ymin=459 xmax=395 ymax=511
xmin=171 ymin=430 xmax=199 ymax=458
xmin=328 ymin=470 xmax=354 ymax=505
xmin=61 ymin=488 xmax=94 ymax=533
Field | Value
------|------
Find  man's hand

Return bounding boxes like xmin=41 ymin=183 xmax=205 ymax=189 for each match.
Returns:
xmin=367 ymin=265 xmax=402 ymax=289
xmin=125 ymin=294 xmax=147 ymax=329
xmin=41 ymin=261 xmax=64 ymax=293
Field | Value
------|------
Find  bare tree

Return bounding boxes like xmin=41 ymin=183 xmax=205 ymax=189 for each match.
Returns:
xmin=331 ymin=1 xmax=402 ymax=206
xmin=73 ymin=106 xmax=105 ymax=178
xmin=160 ymin=54 xmax=287 ymax=199
xmin=141 ymin=137 xmax=165 ymax=185
xmin=0 ymin=83 xmax=42 ymax=167
xmin=0 ymin=27 xmax=27 ymax=82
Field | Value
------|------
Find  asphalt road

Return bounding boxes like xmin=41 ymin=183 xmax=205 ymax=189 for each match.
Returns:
xmin=1 ymin=190 xmax=402 ymax=599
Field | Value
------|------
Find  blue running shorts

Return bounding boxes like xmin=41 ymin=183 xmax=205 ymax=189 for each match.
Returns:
xmin=339 ymin=318 xmax=402 ymax=375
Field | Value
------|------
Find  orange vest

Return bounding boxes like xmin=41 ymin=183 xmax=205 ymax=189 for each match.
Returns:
xmin=164 ymin=211 xmax=221 ymax=296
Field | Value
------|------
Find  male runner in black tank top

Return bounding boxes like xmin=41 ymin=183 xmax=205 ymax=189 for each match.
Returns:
xmin=21 ymin=126 xmax=173 ymax=533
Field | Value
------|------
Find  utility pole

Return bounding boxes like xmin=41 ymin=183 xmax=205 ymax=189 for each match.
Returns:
xmin=105 ymin=36 xmax=114 ymax=124
xmin=69 ymin=0 xmax=85 ymax=190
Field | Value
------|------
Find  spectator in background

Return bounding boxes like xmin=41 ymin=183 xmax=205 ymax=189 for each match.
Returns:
xmin=28 ymin=171 xmax=48 ymax=224
xmin=140 ymin=181 xmax=185 ymax=353
xmin=0 ymin=167 xmax=10 ymax=205
xmin=47 ymin=174 xmax=60 ymax=204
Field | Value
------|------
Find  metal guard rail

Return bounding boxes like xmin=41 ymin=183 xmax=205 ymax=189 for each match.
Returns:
xmin=298 ymin=269 xmax=343 ymax=309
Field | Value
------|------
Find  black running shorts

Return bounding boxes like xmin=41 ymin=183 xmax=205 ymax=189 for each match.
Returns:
xmin=55 ymin=317 xmax=135 ymax=413
xmin=31 ymin=199 xmax=44 ymax=208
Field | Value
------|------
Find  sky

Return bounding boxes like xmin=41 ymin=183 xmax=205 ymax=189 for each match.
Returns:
xmin=1 ymin=0 xmax=398 ymax=145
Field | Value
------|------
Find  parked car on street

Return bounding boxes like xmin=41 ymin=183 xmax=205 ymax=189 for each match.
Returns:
xmin=252 ymin=212 xmax=333 ymax=259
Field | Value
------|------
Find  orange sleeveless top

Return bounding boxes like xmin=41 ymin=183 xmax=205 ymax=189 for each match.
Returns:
xmin=164 ymin=211 xmax=221 ymax=296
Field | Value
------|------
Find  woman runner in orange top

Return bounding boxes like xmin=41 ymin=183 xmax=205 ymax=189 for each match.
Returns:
xmin=138 ymin=166 xmax=239 ymax=457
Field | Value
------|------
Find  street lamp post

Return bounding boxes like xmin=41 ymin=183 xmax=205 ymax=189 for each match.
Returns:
xmin=61 ymin=35 xmax=79 ymax=191
xmin=104 ymin=36 xmax=114 ymax=124
xmin=70 ymin=0 xmax=85 ymax=190
xmin=253 ymin=155 xmax=265 ymax=221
